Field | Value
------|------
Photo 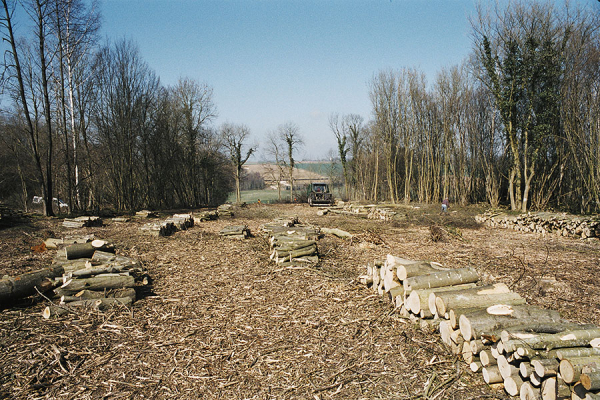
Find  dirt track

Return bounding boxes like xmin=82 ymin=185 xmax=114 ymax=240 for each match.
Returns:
xmin=1 ymin=203 xmax=599 ymax=399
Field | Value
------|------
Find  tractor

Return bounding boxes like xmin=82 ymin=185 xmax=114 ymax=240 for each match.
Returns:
xmin=307 ymin=183 xmax=334 ymax=207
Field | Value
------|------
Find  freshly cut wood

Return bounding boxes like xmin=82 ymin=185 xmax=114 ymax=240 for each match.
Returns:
xmin=459 ymin=304 xmax=561 ymax=341
xmin=439 ymin=321 xmax=453 ymax=345
xmin=449 ymin=307 xmax=489 ymax=330
xmin=433 ymin=283 xmax=512 ymax=316
xmin=581 ymin=366 xmax=600 ymax=390
xmin=55 ymin=275 xmax=135 ymax=295
xmin=470 ymin=339 xmax=485 ymax=356
xmin=519 ymin=381 xmax=541 ymax=400
xmin=497 ymin=354 xmax=519 ymax=379
xmin=482 ymin=365 xmax=503 ymax=384
xmin=0 ymin=266 xmax=64 ymax=303
xmin=480 ymin=350 xmax=496 ymax=367
xmin=530 ymin=371 xmax=543 ymax=387
xmin=43 ymin=296 xmax=133 ymax=318
xmin=557 ymin=347 xmax=600 ymax=360
xmin=560 ymin=356 xmax=600 ymax=384
xmin=501 ymin=323 xmax=598 ymax=344
xmin=386 ymin=286 xmax=404 ymax=304
xmin=403 ymin=267 xmax=479 ymax=292
xmin=404 ymin=283 xmax=477 ymax=315
xmin=532 ymin=358 xmax=559 ymax=378
xmin=462 ymin=341 xmax=474 ymax=363
xmin=386 ymin=254 xmax=447 ymax=281
xmin=520 ymin=362 xmax=534 ymax=379
xmin=504 ymin=375 xmax=524 ymax=396
xmin=504 ymin=329 xmax=600 ymax=353
xmin=470 ymin=361 xmax=482 ymax=372
xmin=320 ymin=227 xmax=352 ymax=239
xmin=357 ymin=275 xmax=373 ymax=286
xmin=65 ymin=240 xmax=114 ymax=260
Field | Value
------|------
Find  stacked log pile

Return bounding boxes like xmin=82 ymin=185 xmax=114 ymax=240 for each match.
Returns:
xmin=45 ymin=240 xmax=148 ymax=318
xmin=62 ymin=216 xmax=103 ymax=228
xmin=326 ymin=203 xmax=398 ymax=221
xmin=476 ymin=211 xmax=600 ymax=239
xmin=262 ymin=218 xmax=320 ymax=265
xmin=358 ymin=253 xmax=600 ymax=399
xmin=135 ymin=210 xmax=159 ymax=218
xmin=219 ymin=225 xmax=250 ymax=239
xmin=140 ymin=213 xmax=193 ymax=237
xmin=217 ymin=204 xmax=234 ymax=217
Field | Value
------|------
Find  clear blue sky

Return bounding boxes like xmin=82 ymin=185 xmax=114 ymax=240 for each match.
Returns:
xmin=101 ymin=0 xmax=480 ymax=160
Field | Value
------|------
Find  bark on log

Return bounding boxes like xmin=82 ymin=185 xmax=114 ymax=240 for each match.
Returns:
xmin=581 ymin=366 xmax=600 ymax=391
xmin=520 ymin=362 xmax=534 ymax=379
xmin=433 ymin=283 xmax=512 ymax=316
xmin=532 ymin=358 xmax=559 ymax=378
xmin=497 ymin=354 xmax=519 ymax=379
xmin=403 ymin=267 xmax=479 ymax=292
xmin=470 ymin=361 xmax=482 ymax=373
xmin=405 ymin=283 xmax=477 ymax=315
xmin=65 ymin=240 xmax=114 ymax=260
xmin=55 ymin=275 xmax=135 ymax=295
xmin=559 ymin=356 xmax=600 ymax=383
xmin=557 ymin=347 xmax=600 ymax=360
xmin=504 ymin=329 xmax=600 ymax=353
xmin=0 ymin=266 xmax=64 ymax=303
xmin=501 ymin=323 xmax=598 ymax=344
xmin=384 ymin=254 xmax=447 ymax=281
xmin=61 ymin=288 xmax=136 ymax=302
xmin=43 ymin=296 xmax=133 ymax=318
xmin=480 ymin=350 xmax=497 ymax=367
xmin=459 ymin=304 xmax=561 ymax=341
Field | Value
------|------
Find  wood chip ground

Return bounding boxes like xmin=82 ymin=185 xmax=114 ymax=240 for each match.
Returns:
xmin=1 ymin=203 xmax=599 ymax=399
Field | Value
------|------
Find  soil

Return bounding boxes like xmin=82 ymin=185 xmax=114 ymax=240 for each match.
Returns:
xmin=1 ymin=203 xmax=599 ymax=399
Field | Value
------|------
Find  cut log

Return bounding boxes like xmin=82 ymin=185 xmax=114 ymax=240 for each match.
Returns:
xmin=470 ymin=361 xmax=482 ymax=373
xmin=459 ymin=304 xmax=561 ymax=341
xmin=65 ymin=241 xmax=114 ymax=260
xmin=55 ymin=275 xmax=135 ymax=295
xmin=532 ymin=358 xmax=559 ymax=378
xmin=497 ymin=354 xmax=519 ymax=379
xmin=504 ymin=375 xmax=524 ymax=396
xmin=560 ymin=356 xmax=600 ymax=383
xmin=480 ymin=350 xmax=497 ymax=367
xmin=386 ymin=286 xmax=404 ymax=303
xmin=43 ymin=296 xmax=133 ymax=318
xmin=501 ymin=323 xmax=598 ymax=344
xmin=530 ymin=371 xmax=543 ymax=387
xmin=482 ymin=365 xmax=503 ymax=384
xmin=386 ymin=254 xmax=447 ymax=281
xmin=520 ymin=362 xmax=534 ymax=379
xmin=0 ymin=266 xmax=64 ymax=303
xmin=403 ymin=283 xmax=477 ymax=315
xmin=520 ymin=381 xmax=541 ymax=400
xmin=504 ymin=329 xmax=600 ymax=353
xmin=70 ymin=288 xmax=136 ymax=301
xmin=403 ymin=267 xmax=479 ymax=292
xmin=470 ymin=340 xmax=485 ymax=356
xmin=320 ymin=227 xmax=352 ymax=239
xmin=581 ymin=366 xmax=600 ymax=390
xmin=433 ymin=283 xmax=512 ymax=316
xmin=557 ymin=347 xmax=600 ymax=360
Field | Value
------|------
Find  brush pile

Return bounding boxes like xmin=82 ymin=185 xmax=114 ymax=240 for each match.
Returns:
xmin=476 ymin=211 xmax=600 ymax=239
xmin=358 ymin=253 xmax=600 ymax=399
xmin=262 ymin=217 xmax=320 ymax=265
xmin=62 ymin=216 xmax=103 ymax=228
xmin=217 ymin=204 xmax=234 ymax=217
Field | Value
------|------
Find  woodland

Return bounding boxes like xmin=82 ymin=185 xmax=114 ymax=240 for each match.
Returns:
xmin=1 ymin=0 xmax=600 ymax=215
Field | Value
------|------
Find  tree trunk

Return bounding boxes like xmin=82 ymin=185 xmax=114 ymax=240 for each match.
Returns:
xmin=403 ymin=283 xmax=477 ymax=315
xmin=43 ymin=296 xmax=133 ymax=318
xmin=55 ymin=275 xmax=135 ymax=295
xmin=65 ymin=240 xmax=114 ymax=260
xmin=433 ymin=283 xmax=513 ymax=316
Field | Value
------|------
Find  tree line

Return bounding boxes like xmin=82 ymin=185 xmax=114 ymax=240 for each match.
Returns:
xmin=0 ymin=0 xmax=242 ymax=215
xmin=332 ymin=1 xmax=600 ymax=213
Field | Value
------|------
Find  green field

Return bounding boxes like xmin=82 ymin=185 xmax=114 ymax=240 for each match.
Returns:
xmin=227 ymin=189 xmax=289 ymax=204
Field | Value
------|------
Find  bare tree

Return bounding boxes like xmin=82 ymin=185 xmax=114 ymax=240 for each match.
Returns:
xmin=278 ymin=122 xmax=303 ymax=202
xmin=329 ymin=113 xmax=349 ymax=200
xmin=220 ymin=123 xmax=255 ymax=203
